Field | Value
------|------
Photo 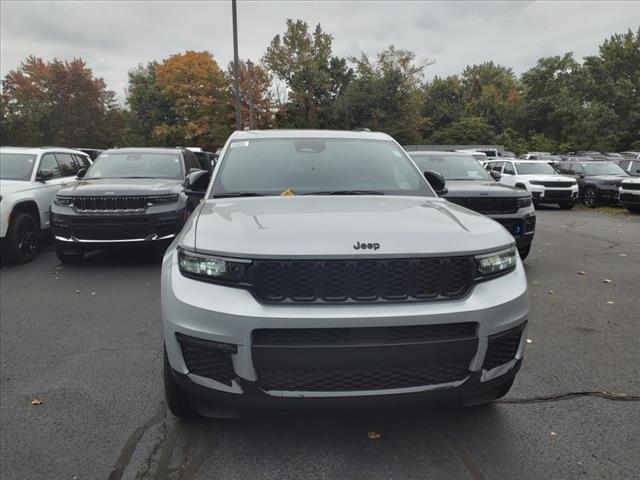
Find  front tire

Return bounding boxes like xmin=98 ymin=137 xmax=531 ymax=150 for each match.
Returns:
xmin=164 ymin=347 xmax=198 ymax=419
xmin=518 ymin=244 xmax=531 ymax=261
xmin=55 ymin=243 xmax=85 ymax=263
xmin=2 ymin=212 xmax=39 ymax=264
xmin=558 ymin=201 xmax=574 ymax=210
xmin=582 ymin=187 xmax=599 ymax=208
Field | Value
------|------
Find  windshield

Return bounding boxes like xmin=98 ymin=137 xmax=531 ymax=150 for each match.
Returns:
xmin=210 ymin=138 xmax=433 ymax=197
xmin=410 ymin=153 xmax=491 ymax=181
xmin=85 ymin=151 xmax=184 ymax=179
xmin=535 ymin=155 xmax=562 ymax=162
xmin=581 ymin=162 xmax=627 ymax=176
xmin=515 ymin=163 xmax=556 ymax=175
xmin=628 ymin=161 xmax=640 ymax=175
xmin=0 ymin=152 xmax=37 ymax=181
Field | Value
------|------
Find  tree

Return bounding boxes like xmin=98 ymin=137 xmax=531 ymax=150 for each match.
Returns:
xmin=324 ymin=46 xmax=429 ymax=144
xmin=263 ymin=19 xmax=353 ymax=127
xmin=153 ymin=51 xmax=230 ymax=149
xmin=430 ymin=117 xmax=496 ymax=144
xmin=1 ymin=55 xmax=123 ymax=147
xmin=422 ymin=75 xmax=464 ymax=136
xmin=226 ymin=61 xmax=274 ymax=129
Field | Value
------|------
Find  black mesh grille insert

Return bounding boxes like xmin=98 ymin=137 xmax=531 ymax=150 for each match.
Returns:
xmin=253 ymin=323 xmax=476 ymax=346
xmin=446 ymin=197 xmax=518 ymax=214
xmin=483 ymin=325 xmax=524 ymax=370
xmin=256 ymin=363 xmax=470 ymax=391
xmin=622 ymin=183 xmax=640 ymax=191
xmin=252 ymin=257 xmax=473 ymax=304
xmin=177 ymin=334 xmax=236 ymax=385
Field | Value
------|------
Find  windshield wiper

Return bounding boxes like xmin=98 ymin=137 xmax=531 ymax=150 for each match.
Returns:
xmin=302 ymin=190 xmax=385 ymax=195
xmin=117 ymin=176 xmax=158 ymax=179
xmin=212 ymin=192 xmax=267 ymax=198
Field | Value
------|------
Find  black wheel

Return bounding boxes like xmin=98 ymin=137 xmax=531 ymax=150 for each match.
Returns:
xmin=2 ymin=212 xmax=39 ymax=264
xmin=518 ymin=244 xmax=531 ymax=261
xmin=164 ymin=346 xmax=199 ymax=419
xmin=55 ymin=242 xmax=84 ymax=263
xmin=558 ymin=201 xmax=574 ymax=210
xmin=582 ymin=187 xmax=599 ymax=208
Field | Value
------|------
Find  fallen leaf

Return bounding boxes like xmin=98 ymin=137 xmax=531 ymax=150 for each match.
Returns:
xmin=602 ymin=279 xmax=612 ymax=284
xmin=368 ymin=431 xmax=381 ymax=440
xmin=548 ymin=289 xmax=554 ymax=295
xmin=577 ymin=271 xmax=586 ymax=276
xmin=75 ymin=289 xmax=81 ymax=294
xmin=618 ymin=253 xmax=627 ymax=257
xmin=550 ymin=431 xmax=557 ymax=437
xmin=526 ymin=338 xmax=533 ymax=344
xmin=91 ymin=292 xmax=96 ymax=296
xmin=31 ymin=398 xmax=43 ymax=406
xmin=606 ymin=300 xmax=615 ymax=305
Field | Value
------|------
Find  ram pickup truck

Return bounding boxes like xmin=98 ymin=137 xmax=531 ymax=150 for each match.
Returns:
xmin=162 ymin=130 xmax=529 ymax=418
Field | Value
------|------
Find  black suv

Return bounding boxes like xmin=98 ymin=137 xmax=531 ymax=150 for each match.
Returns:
xmin=409 ymin=151 xmax=536 ymax=260
xmin=50 ymin=148 xmax=205 ymax=262
xmin=554 ymin=161 xmax=629 ymax=208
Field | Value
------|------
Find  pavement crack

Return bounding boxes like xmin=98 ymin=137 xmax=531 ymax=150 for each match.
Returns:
xmin=107 ymin=404 xmax=166 ymax=480
xmin=498 ymin=391 xmax=640 ymax=404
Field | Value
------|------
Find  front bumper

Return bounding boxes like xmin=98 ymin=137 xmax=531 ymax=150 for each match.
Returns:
xmin=488 ymin=210 xmax=535 ymax=251
xmin=596 ymin=186 xmax=622 ymax=203
xmin=619 ymin=189 xmax=640 ymax=207
xmin=162 ymin=248 xmax=529 ymax=405
xmin=530 ymin=185 xmax=579 ymax=203
xmin=51 ymin=206 xmax=185 ymax=247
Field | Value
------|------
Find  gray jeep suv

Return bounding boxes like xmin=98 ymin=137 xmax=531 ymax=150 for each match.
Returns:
xmin=162 ymin=130 xmax=529 ymax=418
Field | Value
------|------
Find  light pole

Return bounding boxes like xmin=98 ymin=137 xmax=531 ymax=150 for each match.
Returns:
xmin=231 ymin=0 xmax=242 ymax=130
xmin=247 ymin=59 xmax=254 ymax=130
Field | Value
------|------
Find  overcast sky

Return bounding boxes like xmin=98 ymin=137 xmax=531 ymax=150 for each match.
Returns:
xmin=1 ymin=0 xmax=638 ymax=101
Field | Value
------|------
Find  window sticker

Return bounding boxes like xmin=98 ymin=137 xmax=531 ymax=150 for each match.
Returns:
xmin=230 ymin=141 xmax=249 ymax=149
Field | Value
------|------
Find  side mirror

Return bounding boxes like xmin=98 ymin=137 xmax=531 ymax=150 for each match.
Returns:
xmin=36 ymin=169 xmax=54 ymax=182
xmin=76 ymin=168 xmax=87 ymax=179
xmin=424 ymin=170 xmax=447 ymax=195
xmin=490 ymin=170 xmax=501 ymax=181
xmin=578 ymin=173 xmax=585 ymax=179
xmin=185 ymin=169 xmax=211 ymax=198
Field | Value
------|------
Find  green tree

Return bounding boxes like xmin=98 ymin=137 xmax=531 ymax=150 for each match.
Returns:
xmin=422 ymin=75 xmax=464 ymax=135
xmin=263 ymin=19 xmax=353 ymax=127
xmin=226 ymin=61 xmax=274 ymax=129
xmin=430 ymin=117 xmax=496 ymax=144
xmin=1 ymin=55 xmax=123 ymax=147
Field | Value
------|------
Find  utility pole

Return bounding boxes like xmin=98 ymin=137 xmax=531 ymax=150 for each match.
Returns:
xmin=231 ymin=0 xmax=242 ymax=130
xmin=247 ymin=59 xmax=254 ymax=129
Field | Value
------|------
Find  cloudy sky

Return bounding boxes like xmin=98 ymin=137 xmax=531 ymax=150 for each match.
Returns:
xmin=1 ymin=0 xmax=638 ymax=100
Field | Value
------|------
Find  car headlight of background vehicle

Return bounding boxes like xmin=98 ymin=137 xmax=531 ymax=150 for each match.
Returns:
xmin=475 ymin=246 xmax=517 ymax=277
xmin=178 ymin=248 xmax=250 ymax=283
xmin=147 ymin=194 xmax=179 ymax=206
xmin=53 ymin=195 xmax=73 ymax=207
xmin=517 ymin=196 xmax=532 ymax=208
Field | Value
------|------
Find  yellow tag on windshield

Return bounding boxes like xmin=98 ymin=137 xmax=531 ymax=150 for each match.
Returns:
xmin=280 ymin=187 xmax=295 ymax=197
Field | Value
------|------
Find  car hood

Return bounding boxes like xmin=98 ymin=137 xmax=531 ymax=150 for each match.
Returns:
xmin=441 ymin=180 xmax=528 ymax=197
xmin=519 ymin=174 xmax=573 ymax=182
xmin=587 ymin=175 xmax=628 ymax=182
xmin=57 ymin=178 xmax=183 ymax=196
xmin=191 ymin=196 xmax=514 ymax=257
xmin=0 ymin=179 xmax=36 ymax=196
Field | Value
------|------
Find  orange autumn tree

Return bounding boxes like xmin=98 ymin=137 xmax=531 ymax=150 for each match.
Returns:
xmin=226 ymin=60 xmax=275 ymax=129
xmin=154 ymin=51 xmax=230 ymax=149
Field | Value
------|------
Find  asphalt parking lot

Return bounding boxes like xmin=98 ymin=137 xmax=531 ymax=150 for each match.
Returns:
xmin=1 ymin=208 xmax=639 ymax=480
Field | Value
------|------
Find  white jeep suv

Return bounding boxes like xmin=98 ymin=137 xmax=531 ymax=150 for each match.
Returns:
xmin=0 ymin=147 xmax=91 ymax=263
xmin=161 ymin=130 xmax=529 ymax=418
xmin=485 ymin=159 xmax=579 ymax=209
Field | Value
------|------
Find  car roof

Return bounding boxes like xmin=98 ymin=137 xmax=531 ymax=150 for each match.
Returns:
xmin=228 ymin=129 xmax=393 ymax=141
xmin=101 ymin=147 xmax=185 ymax=154
xmin=509 ymin=159 xmax=554 ymax=164
xmin=408 ymin=150 xmax=473 ymax=156
xmin=0 ymin=146 xmax=89 ymax=155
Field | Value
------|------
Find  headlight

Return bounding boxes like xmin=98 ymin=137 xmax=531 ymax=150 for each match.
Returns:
xmin=147 ymin=194 xmax=179 ymax=206
xmin=178 ymin=248 xmax=250 ymax=283
xmin=517 ymin=196 xmax=532 ymax=208
xmin=53 ymin=196 xmax=73 ymax=207
xmin=475 ymin=246 xmax=517 ymax=277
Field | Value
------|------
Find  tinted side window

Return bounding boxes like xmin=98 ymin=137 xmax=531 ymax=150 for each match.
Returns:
xmin=39 ymin=154 xmax=62 ymax=178
xmin=55 ymin=153 xmax=78 ymax=176
xmin=182 ymin=151 xmax=199 ymax=172
xmin=503 ymin=162 xmax=515 ymax=174
xmin=491 ymin=162 xmax=504 ymax=172
xmin=556 ymin=163 xmax=572 ymax=174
